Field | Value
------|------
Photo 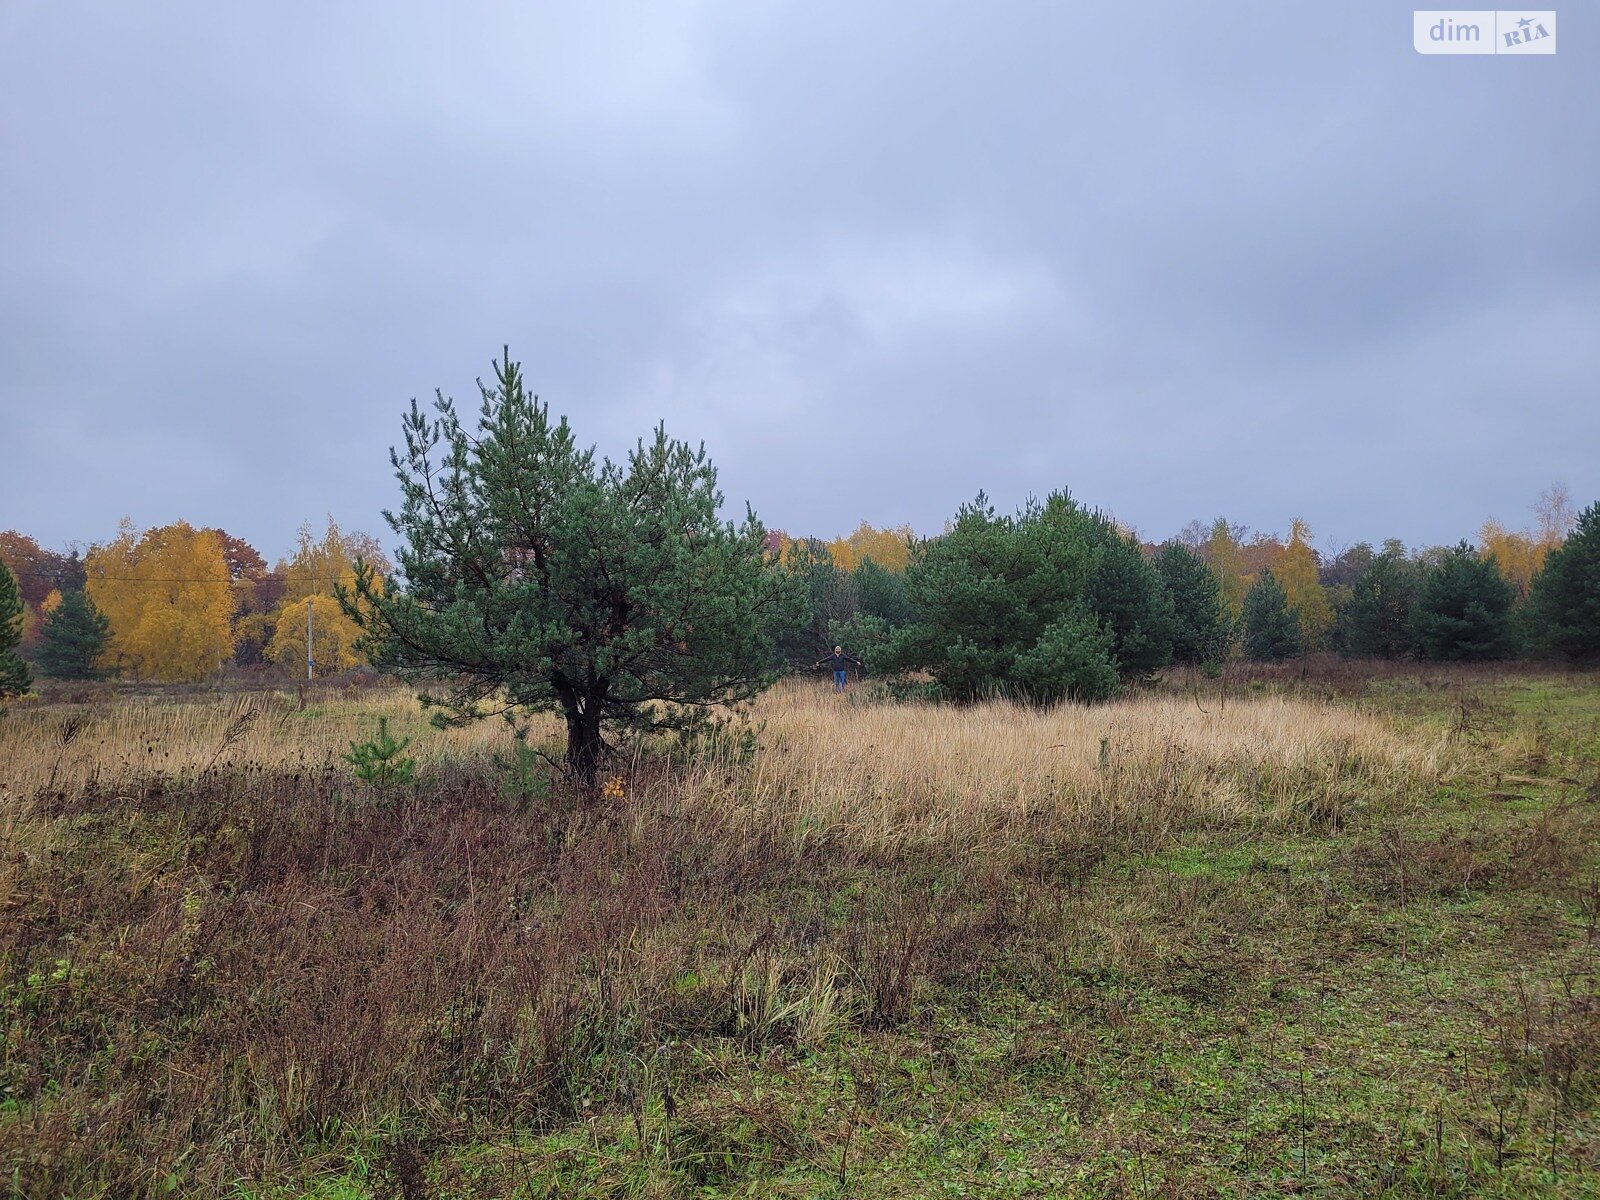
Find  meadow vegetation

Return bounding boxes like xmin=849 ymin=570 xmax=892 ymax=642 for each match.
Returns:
xmin=3 ymin=664 xmax=1599 ymax=1197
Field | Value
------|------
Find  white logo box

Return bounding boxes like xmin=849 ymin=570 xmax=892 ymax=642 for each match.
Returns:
xmin=1414 ymin=10 xmax=1556 ymax=54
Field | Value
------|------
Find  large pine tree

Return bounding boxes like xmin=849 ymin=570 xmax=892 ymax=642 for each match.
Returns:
xmin=1527 ymin=500 xmax=1600 ymax=662
xmin=1086 ymin=519 xmax=1176 ymax=678
xmin=875 ymin=491 xmax=1169 ymax=703
xmin=1155 ymin=542 xmax=1231 ymax=666
xmin=1409 ymin=542 xmax=1515 ymax=661
xmin=344 ymin=351 xmax=802 ymax=786
xmin=1337 ymin=541 xmax=1420 ymax=659
xmin=1240 ymin=569 xmax=1304 ymax=661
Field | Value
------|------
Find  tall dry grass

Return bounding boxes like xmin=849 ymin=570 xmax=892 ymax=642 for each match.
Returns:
xmin=0 ymin=680 xmax=1471 ymax=851
xmin=0 ymin=688 xmax=557 ymax=800
xmin=651 ymin=682 xmax=1471 ymax=859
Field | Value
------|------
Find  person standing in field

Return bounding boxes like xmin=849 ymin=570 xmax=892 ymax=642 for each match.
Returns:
xmin=817 ymin=645 xmax=863 ymax=692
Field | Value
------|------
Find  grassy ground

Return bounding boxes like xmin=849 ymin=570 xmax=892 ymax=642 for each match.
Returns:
xmin=2 ymin=667 xmax=1598 ymax=1197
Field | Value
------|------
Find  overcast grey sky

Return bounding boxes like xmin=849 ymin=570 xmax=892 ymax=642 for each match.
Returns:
xmin=2 ymin=1 xmax=1596 ymax=561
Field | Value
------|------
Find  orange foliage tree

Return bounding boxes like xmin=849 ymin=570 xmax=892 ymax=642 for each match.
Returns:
xmin=0 ymin=532 xmax=63 ymax=606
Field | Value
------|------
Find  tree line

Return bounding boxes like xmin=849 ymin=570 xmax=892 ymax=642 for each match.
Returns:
xmin=1 ymin=348 xmax=1596 ymax=726
xmin=771 ymin=483 xmax=1598 ymax=701
xmin=3 ymin=485 xmax=1596 ymax=705
xmin=0 ymin=519 xmax=390 ymax=687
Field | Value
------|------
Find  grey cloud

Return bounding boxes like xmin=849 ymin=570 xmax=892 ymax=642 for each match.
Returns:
xmin=2 ymin=0 xmax=1595 ymax=560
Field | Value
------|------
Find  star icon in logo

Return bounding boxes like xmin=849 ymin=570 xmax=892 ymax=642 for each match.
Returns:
xmin=1517 ymin=15 xmax=1533 ymax=28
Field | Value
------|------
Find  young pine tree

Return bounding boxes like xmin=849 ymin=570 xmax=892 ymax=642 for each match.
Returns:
xmin=774 ymin=539 xmax=858 ymax=668
xmin=1084 ymin=515 xmax=1176 ymax=678
xmin=1526 ymin=500 xmax=1600 ymax=662
xmin=1337 ymin=541 xmax=1420 ymax=660
xmin=852 ymin=556 xmax=915 ymax=628
xmin=1409 ymin=542 xmax=1515 ymax=661
xmin=876 ymin=491 xmax=1156 ymax=703
xmin=1240 ymin=569 xmax=1304 ymax=661
xmin=344 ymin=350 xmax=803 ymax=788
xmin=37 ymin=590 xmax=110 ymax=679
xmin=824 ymin=555 xmax=917 ymax=668
xmin=1155 ymin=542 xmax=1231 ymax=667
xmin=0 ymin=561 xmax=30 ymax=699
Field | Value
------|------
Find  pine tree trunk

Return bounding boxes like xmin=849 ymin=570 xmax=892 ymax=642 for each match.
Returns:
xmin=565 ymin=702 xmax=604 ymax=790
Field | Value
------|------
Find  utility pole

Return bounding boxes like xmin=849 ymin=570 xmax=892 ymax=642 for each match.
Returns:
xmin=306 ymin=595 xmax=314 ymax=681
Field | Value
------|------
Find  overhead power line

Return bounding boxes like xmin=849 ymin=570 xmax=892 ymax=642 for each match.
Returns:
xmin=6 ymin=570 xmax=351 ymax=585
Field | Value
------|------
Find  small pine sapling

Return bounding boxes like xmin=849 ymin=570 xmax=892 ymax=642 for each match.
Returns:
xmin=343 ymin=717 xmax=417 ymax=795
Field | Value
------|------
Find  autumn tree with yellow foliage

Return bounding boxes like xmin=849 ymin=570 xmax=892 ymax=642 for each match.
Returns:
xmin=825 ymin=521 xmax=915 ymax=572
xmin=266 ymin=519 xmax=388 ymax=676
xmin=85 ymin=521 xmax=235 ymax=681
xmin=1479 ymin=483 xmax=1576 ymax=599
xmin=268 ymin=594 xmax=366 ymax=677
xmin=1275 ymin=518 xmax=1335 ymax=650
xmin=1204 ymin=518 xmax=1251 ymax=619
xmin=277 ymin=519 xmax=389 ymax=602
xmin=772 ymin=522 xmax=915 ymax=574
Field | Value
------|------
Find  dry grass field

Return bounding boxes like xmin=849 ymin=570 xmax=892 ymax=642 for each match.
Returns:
xmin=1 ymin=670 xmax=1598 ymax=1197
xmin=1 ymin=680 xmax=1459 ymax=843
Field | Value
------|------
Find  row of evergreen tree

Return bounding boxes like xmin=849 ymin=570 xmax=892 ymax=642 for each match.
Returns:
xmin=782 ymin=493 xmax=1600 ymax=701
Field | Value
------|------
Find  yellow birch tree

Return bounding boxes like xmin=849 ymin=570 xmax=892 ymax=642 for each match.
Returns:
xmin=268 ymin=519 xmax=388 ymax=673
xmin=811 ymin=523 xmax=915 ymax=572
xmin=85 ymin=521 xmax=235 ymax=681
xmin=845 ymin=521 xmax=914 ymax=571
xmin=1481 ymin=484 xmax=1576 ymax=600
xmin=268 ymin=595 xmax=365 ymax=677
xmin=1205 ymin=518 xmax=1250 ymax=620
xmin=1478 ymin=520 xmax=1542 ymax=599
xmin=1276 ymin=518 xmax=1334 ymax=650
